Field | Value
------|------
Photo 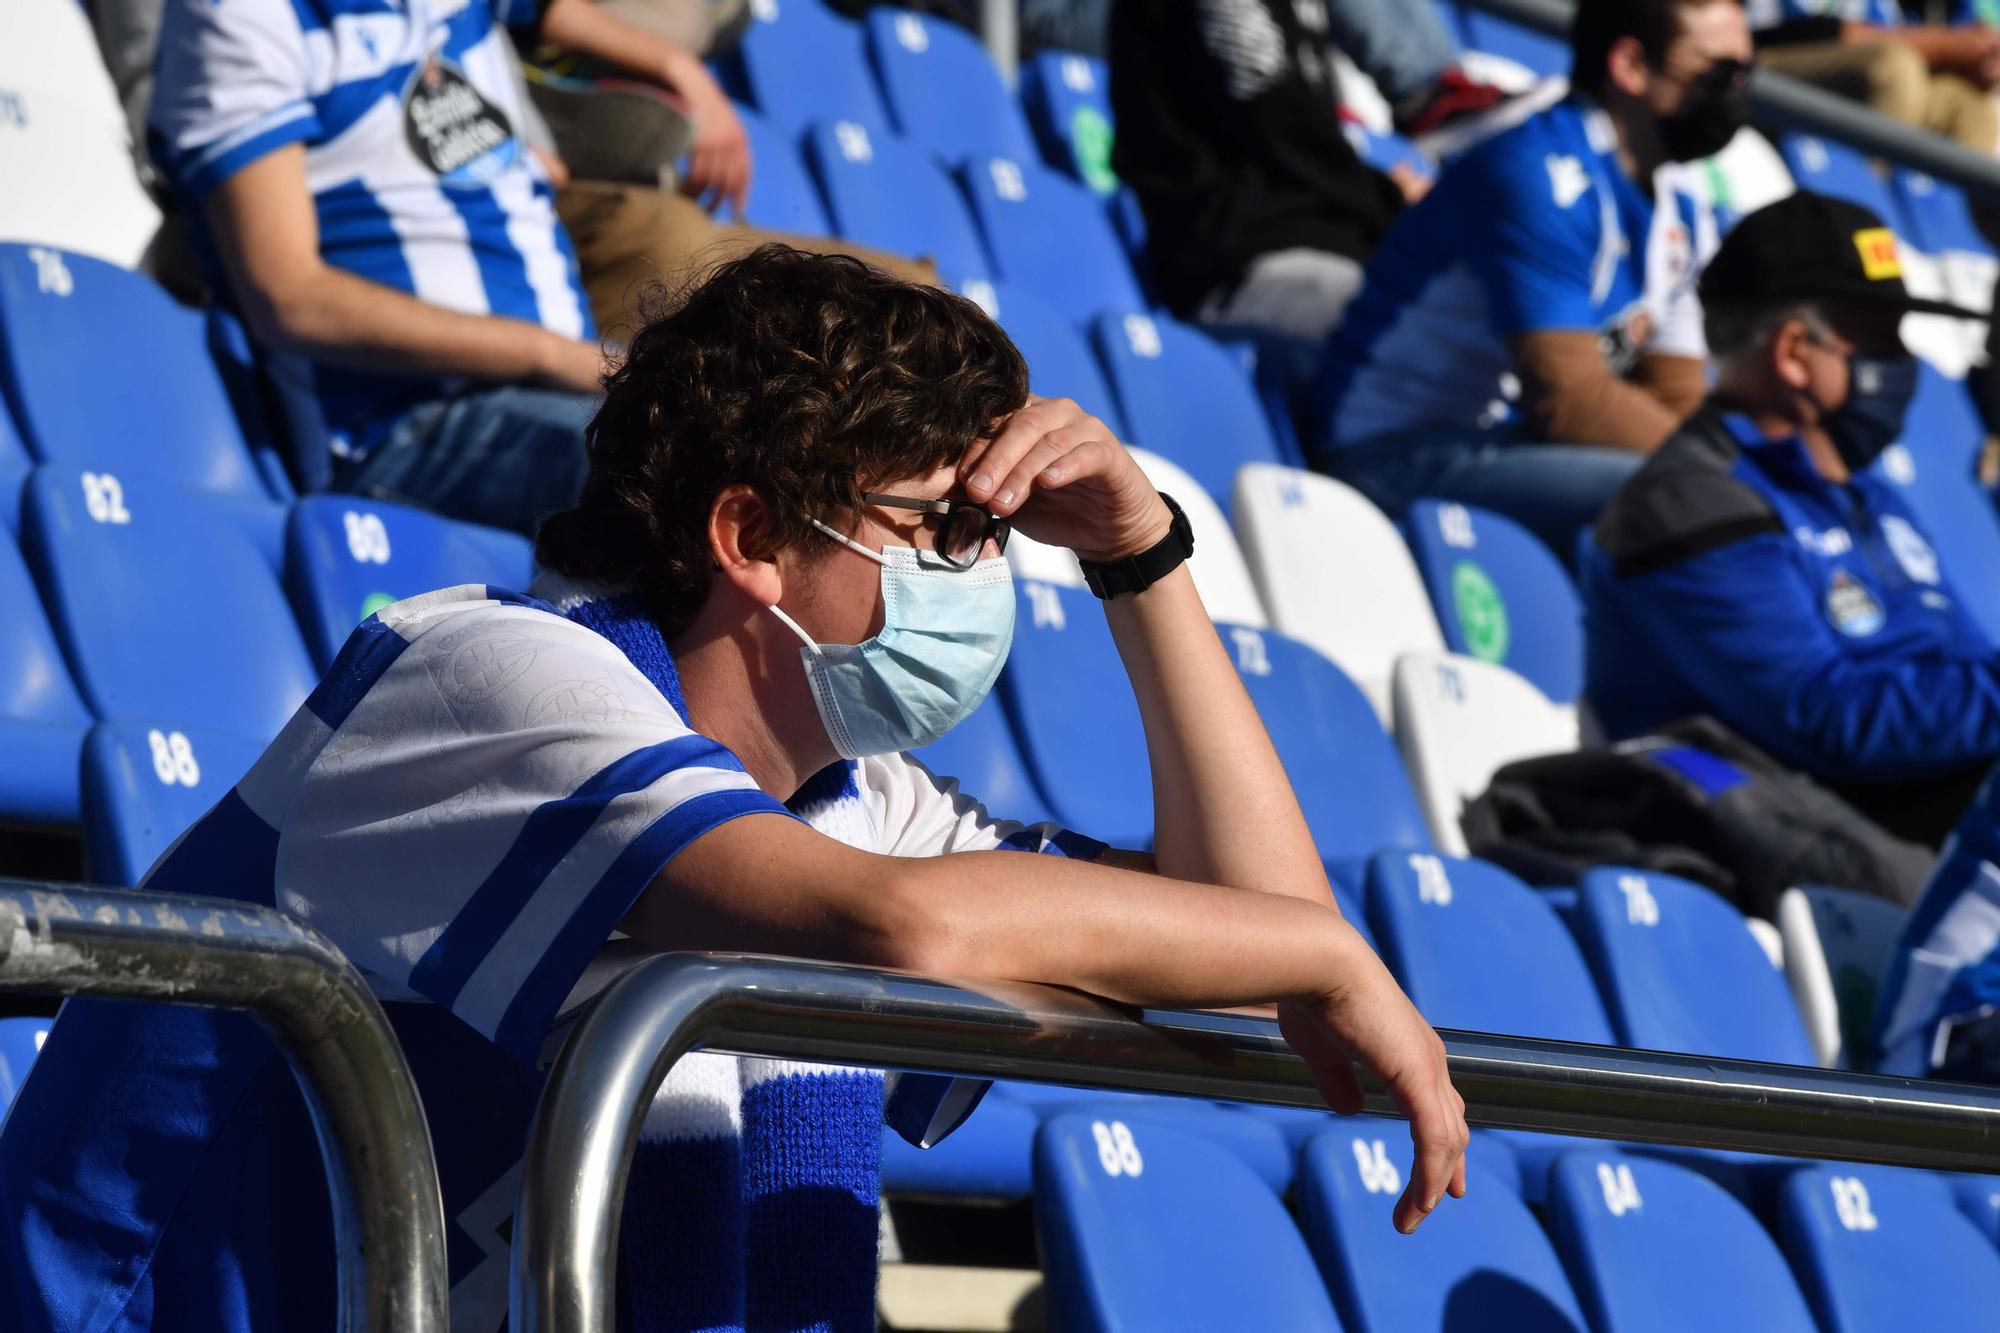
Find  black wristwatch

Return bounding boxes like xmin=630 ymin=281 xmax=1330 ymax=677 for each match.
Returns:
xmin=1079 ymin=493 xmax=1194 ymax=600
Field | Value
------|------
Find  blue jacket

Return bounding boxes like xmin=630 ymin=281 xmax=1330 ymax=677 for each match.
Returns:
xmin=1582 ymin=406 xmax=2000 ymax=784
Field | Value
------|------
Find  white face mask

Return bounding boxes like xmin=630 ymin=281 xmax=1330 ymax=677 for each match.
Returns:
xmin=766 ymin=521 xmax=1016 ymax=759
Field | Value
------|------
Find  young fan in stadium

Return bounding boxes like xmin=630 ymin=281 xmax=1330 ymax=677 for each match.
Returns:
xmin=0 ymin=248 xmax=1467 ymax=1332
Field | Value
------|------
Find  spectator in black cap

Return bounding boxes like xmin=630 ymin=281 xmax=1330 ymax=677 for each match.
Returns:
xmin=1580 ymin=190 xmax=1999 ymax=848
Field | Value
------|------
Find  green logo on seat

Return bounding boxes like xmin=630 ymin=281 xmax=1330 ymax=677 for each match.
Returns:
xmin=1451 ymin=561 xmax=1509 ymax=663
xmin=359 ymin=592 xmax=397 ymax=622
xmin=1070 ymin=106 xmax=1118 ymax=197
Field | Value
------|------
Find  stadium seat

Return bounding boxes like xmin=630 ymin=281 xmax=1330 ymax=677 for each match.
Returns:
xmin=23 ymin=466 xmax=317 ymax=742
xmin=879 ymin=1092 xmax=1041 ymax=1200
xmin=1572 ymin=868 xmax=1817 ymax=1064
xmin=1780 ymin=135 xmax=1899 ymax=220
xmin=80 ymin=721 xmax=264 ymax=886
xmin=959 ymin=280 xmax=1126 ymax=434
xmin=1390 ymin=653 xmax=1580 ymax=856
xmin=725 ymin=105 xmax=834 ymax=236
xmin=1035 ymin=1112 xmax=1343 ymax=1332
xmin=864 ymin=8 xmax=1037 ymax=166
xmin=959 ymin=156 xmax=1146 ymax=320
xmin=1780 ymin=1164 xmax=2000 ymax=1332
xmin=0 ymin=1015 xmax=49 ymax=1111
xmin=1870 ymin=365 xmax=2000 ymax=645
xmin=1549 ymin=1151 xmax=1818 ymax=1333
xmin=1895 ymin=170 xmax=1997 ymax=316
xmin=285 ymin=496 xmax=535 ymax=670
xmin=997 ymin=579 xmax=1151 ymax=848
xmin=998 ymin=1087 xmax=1295 ymax=1193
xmin=1457 ymin=9 xmax=1570 ymax=83
xmin=1130 ymin=450 xmax=1266 ymax=626
xmin=1951 ymin=1175 xmax=2000 ymax=1247
xmin=1225 ymin=630 xmax=1432 ymax=866
xmin=1021 ymin=51 xmax=1119 ymax=196
xmin=1091 ymin=312 xmax=1286 ymax=522
xmin=1775 ymin=885 xmax=1906 ymax=1068
xmin=0 ymin=407 xmax=28 ymax=533
xmin=803 ymin=120 xmax=993 ymax=282
xmin=1235 ymin=465 xmax=1446 ymax=721
xmin=0 ymin=245 xmax=269 ymax=499
xmin=1403 ymin=501 xmax=1583 ymax=703
xmin=0 ymin=527 xmax=93 ymax=825
xmin=731 ymin=0 xmax=890 ymax=137
xmin=909 ymin=695 xmax=1057 ymax=828
xmin=0 ymin=87 xmax=160 ymax=270
xmin=1691 ymin=127 xmax=1796 ymax=232
xmin=1299 ymin=1125 xmax=1588 ymax=1332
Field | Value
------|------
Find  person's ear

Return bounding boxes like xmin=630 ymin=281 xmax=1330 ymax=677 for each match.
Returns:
xmin=708 ymin=484 xmax=785 ymax=608
xmin=1605 ymin=34 xmax=1653 ymax=101
xmin=1772 ymin=318 xmax=1814 ymax=393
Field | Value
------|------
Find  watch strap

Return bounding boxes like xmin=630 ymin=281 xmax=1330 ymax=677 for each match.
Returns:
xmin=1078 ymin=493 xmax=1194 ymax=600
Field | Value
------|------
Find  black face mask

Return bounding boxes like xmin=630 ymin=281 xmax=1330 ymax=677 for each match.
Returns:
xmin=1656 ymin=59 xmax=1753 ymax=163
xmin=1823 ymin=352 xmax=1920 ymax=474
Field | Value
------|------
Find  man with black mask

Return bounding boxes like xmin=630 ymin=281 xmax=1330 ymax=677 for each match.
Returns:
xmin=1582 ymin=192 xmax=1997 ymax=849
xmin=1314 ymin=0 xmax=1753 ymax=563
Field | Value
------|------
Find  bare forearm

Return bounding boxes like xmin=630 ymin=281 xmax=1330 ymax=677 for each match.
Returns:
xmin=1527 ymin=369 xmax=1682 ymax=450
xmin=539 ymin=0 xmax=697 ymax=89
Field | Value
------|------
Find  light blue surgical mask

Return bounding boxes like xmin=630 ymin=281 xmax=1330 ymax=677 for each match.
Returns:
xmin=766 ymin=520 xmax=1016 ymax=759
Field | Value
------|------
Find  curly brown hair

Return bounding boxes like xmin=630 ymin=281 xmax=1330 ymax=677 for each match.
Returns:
xmin=536 ymin=246 xmax=1030 ymax=634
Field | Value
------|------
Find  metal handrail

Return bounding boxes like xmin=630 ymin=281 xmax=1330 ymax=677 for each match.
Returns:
xmin=510 ymin=951 xmax=2000 ymax=1333
xmin=1463 ymin=0 xmax=2000 ymax=203
xmin=0 ymin=881 xmax=447 ymax=1333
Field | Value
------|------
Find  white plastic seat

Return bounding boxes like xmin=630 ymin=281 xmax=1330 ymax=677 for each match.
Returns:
xmin=1390 ymin=651 xmax=1580 ymax=855
xmin=1776 ymin=886 xmax=1908 ymax=1069
xmin=0 ymin=87 xmax=159 ymax=267
xmin=0 ymin=0 xmax=128 ymax=137
xmin=1005 ymin=448 xmax=1267 ymax=628
xmin=1234 ymin=464 xmax=1442 ymax=720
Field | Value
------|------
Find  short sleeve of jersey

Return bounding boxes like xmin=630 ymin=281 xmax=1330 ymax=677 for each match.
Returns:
xmin=1647 ymin=180 xmax=1716 ymax=360
xmin=866 ymin=753 xmax=1108 ymax=861
xmin=1461 ymin=136 xmax=1605 ymax=337
xmin=272 ymin=591 xmax=794 ymax=1062
xmin=150 ymin=0 xmax=323 ymax=199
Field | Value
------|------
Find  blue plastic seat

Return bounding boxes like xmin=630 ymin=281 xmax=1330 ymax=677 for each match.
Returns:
xmin=1573 ymin=868 xmax=1817 ymax=1064
xmin=1457 ymin=9 xmax=1570 ymax=80
xmin=731 ymin=0 xmax=889 ymax=137
xmin=1035 ymin=1112 xmax=1344 ymax=1332
xmin=24 ymin=466 xmax=317 ymax=742
xmin=1780 ymin=1164 xmax=2000 ymax=1332
xmin=0 ymin=527 xmax=92 ymax=825
xmin=1299 ymin=1124 xmax=1588 ymax=1332
xmin=0 ymin=403 xmax=30 ymax=533
xmin=961 ymin=281 xmax=1126 ymax=435
xmin=1779 ymin=136 xmax=1900 ymax=220
xmin=1951 ymin=1175 xmax=2000 ymax=1247
xmin=996 ymin=578 xmax=1151 ymax=848
xmin=725 ymin=104 xmax=833 ymax=236
xmin=0 ymin=245 xmax=269 ymax=500
xmin=864 ymin=8 xmax=1036 ymax=165
xmin=1090 ymin=311 xmax=1283 ymax=520
xmin=1550 ymin=1151 xmax=1817 ymax=1333
xmin=1404 ymin=501 xmax=1583 ymax=703
xmin=0 ymin=1015 xmax=50 ymax=1111
xmin=1021 ymin=50 xmax=1119 ymax=195
xmin=1895 ymin=170 xmax=1994 ymax=266
xmin=879 ymin=1093 xmax=1041 ymax=1200
xmin=909 ymin=694 xmax=1057 ymax=828
xmin=1870 ymin=364 xmax=2000 ymax=645
xmin=994 ymin=1085 xmax=1294 ymax=1193
xmin=80 ymin=720 xmax=265 ymax=886
xmin=803 ymin=119 xmax=993 ymax=282
xmin=285 ymin=495 xmax=534 ymax=670
xmin=960 ymin=155 xmax=1146 ymax=320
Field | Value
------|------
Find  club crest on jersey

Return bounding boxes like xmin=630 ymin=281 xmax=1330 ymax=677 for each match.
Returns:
xmin=1825 ymin=568 xmax=1886 ymax=637
xmin=404 ymin=56 xmax=519 ymax=188
xmin=1882 ymin=514 xmax=1941 ymax=586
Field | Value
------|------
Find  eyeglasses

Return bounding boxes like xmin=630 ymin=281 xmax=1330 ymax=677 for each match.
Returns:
xmin=861 ymin=491 xmax=1012 ymax=570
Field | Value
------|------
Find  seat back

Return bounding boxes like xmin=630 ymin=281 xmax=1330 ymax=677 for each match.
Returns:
xmin=1781 ymin=1165 xmax=2000 ymax=1332
xmin=1021 ymin=51 xmax=1118 ymax=196
xmin=726 ymin=105 xmax=834 ymax=235
xmin=996 ymin=579 xmax=1151 ymax=847
xmin=0 ymin=245 xmax=266 ymax=498
xmin=960 ymin=155 xmax=1145 ymax=319
xmin=1034 ymin=1112 xmax=1344 ymax=1333
xmin=81 ymin=720 xmax=266 ymax=886
xmin=1390 ymin=652 xmax=1579 ymax=855
xmin=1222 ymin=628 xmax=1430 ymax=863
xmin=1870 ymin=365 xmax=2000 ymax=645
xmin=1299 ymin=1125 xmax=1587 ymax=1333
xmin=0 ymin=87 xmax=160 ymax=269
xmin=732 ymin=0 xmax=889 ymax=136
xmin=1896 ymin=170 xmax=1997 ymax=315
xmin=1129 ymin=449 xmax=1265 ymax=627
xmin=285 ymin=495 xmax=534 ymax=670
xmin=1403 ymin=501 xmax=1582 ymax=703
xmin=1776 ymin=885 xmax=1907 ymax=1068
xmin=1092 ymin=312 xmax=1285 ymax=521
xmin=1779 ymin=135 xmax=1899 ymax=219
xmin=0 ymin=525 xmax=91 ymax=734
xmin=804 ymin=119 xmax=993 ymax=281
xmin=1234 ymin=466 xmax=1444 ymax=721
xmin=1457 ymin=9 xmax=1570 ymax=81
xmin=1574 ymin=867 xmax=1817 ymax=1064
xmin=1366 ymin=852 xmax=1616 ymax=1043
xmin=909 ymin=695 xmax=1056 ymax=829
xmin=1550 ymin=1151 xmax=1818 ymax=1333
xmin=864 ymin=8 xmax=1036 ymax=165
xmin=0 ymin=1015 xmax=50 ymax=1112
xmin=962 ymin=280 xmax=1125 ymax=434
xmin=0 ymin=405 xmax=28 ymax=532
xmin=24 ymin=466 xmax=316 ymax=740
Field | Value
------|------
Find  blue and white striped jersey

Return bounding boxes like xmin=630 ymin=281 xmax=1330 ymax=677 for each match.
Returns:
xmin=0 ymin=579 xmax=1102 ymax=1331
xmin=1317 ymin=97 xmax=1717 ymax=449
xmin=150 ymin=0 xmax=592 ymax=459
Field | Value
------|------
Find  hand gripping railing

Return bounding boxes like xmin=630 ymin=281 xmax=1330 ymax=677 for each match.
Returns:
xmin=1463 ymin=0 xmax=2000 ymax=204
xmin=510 ymin=951 xmax=2000 ymax=1333
xmin=0 ymin=881 xmax=447 ymax=1333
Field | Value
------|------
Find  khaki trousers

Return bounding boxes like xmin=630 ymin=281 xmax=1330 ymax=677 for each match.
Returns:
xmin=1759 ymin=41 xmax=1998 ymax=155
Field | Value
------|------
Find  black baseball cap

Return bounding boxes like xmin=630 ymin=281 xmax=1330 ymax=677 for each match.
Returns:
xmin=1698 ymin=189 xmax=1979 ymax=319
